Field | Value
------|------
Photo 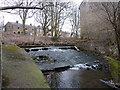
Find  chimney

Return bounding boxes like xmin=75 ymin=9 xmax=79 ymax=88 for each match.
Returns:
xmin=16 ymin=21 xmax=18 ymax=23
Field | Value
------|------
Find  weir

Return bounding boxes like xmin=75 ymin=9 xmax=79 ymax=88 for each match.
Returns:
xmin=27 ymin=46 xmax=112 ymax=88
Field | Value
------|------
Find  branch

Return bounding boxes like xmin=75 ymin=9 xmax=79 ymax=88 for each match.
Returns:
xmin=101 ymin=3 xmax=114 ymax=25
xmin=0 ymin=4 xmax=54 ymax=10
xmin=0 ymin=6 xmax=44 ymax=10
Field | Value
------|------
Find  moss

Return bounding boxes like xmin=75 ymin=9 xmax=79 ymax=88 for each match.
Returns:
xmin=26 ymin=63 xmax=50 ymax=88
xmin=2 ymin=75 xmax=10 ymax=88
xmin=33 ymin=56 xmax=53 ymax=62
xmin=6 ymin=55 xmax=26 ymax=61
xmin=32 ymin=57 xmax=39 ymax=60
xmin=44 ymin=57 xmax=52 ymax=61
xmin=2 ymin=47 xmax=50 ymax=88
xmin=2 ymin=45 xmax=20 ymax=50
xmin=104 ymin=56 xmax=120 ymax=83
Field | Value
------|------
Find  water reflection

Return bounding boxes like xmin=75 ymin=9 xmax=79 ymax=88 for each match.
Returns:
xmin=44 ymin=69 xmax=112 ymax=88
xmin=28 ymin=46 xmax=112 ymax=88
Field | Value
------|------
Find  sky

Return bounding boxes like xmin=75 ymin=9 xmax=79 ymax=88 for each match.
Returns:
xmin=0 ymin=0 xmax=83 ymax=32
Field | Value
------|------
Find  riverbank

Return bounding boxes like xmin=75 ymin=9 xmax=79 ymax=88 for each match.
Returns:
xmin=1 ymin=32 xmax=77 ymax=46
xmin=104 ymin=56 xmax=120 ymax=83
xmin=1 ymin=45 xmax=50 ymax=88
xmin=1 ymin=44 xmax=119 ymax=88
xmin=77 ymin=46 xmax=120 ymax=84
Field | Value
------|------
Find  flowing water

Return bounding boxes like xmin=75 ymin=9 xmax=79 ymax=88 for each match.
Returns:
xmin=28 ymin=46 xmax=112 ymax=88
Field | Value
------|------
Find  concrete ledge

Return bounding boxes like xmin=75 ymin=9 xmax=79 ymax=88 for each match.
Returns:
xmin=2 ymin=45 xmax=50 ymax=88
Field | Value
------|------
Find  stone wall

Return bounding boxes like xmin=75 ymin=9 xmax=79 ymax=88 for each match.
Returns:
xmin=79 ymin=1 xmax=117 ymax=55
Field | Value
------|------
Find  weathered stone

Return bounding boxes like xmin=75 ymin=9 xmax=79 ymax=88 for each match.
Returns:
xmin=2 ymin=45 xmax=50 ymax=88
xmin=85 ymin=63 xmax=91 ymax=66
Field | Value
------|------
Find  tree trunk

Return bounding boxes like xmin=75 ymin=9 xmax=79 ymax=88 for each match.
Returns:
xmin=114 ymin=28 xmax=120 ymax=60
xmin=43 ymin=27 xmax=47 ymax=36
xmin=116 ymin=7 xmax=120 ymax=60
xmin=33 ymin=27 xmax=36 ymax=44
xmin=22 ymin=20 xmax=26 ymax=35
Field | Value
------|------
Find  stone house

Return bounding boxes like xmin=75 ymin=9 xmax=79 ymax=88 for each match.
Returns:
xmin=4 ymin=21 xmax=71 ymax=37
xmin=5 ymin=21 xmax=41 ymax=35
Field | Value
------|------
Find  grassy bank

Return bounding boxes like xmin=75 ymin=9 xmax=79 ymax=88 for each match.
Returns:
xmin=104 ymin=56 xmax=120 ymax=83
xmin=2 ymin=45 xmax=20 ymax=50
xmin=77 ymin=46 xmax=120 ymax=83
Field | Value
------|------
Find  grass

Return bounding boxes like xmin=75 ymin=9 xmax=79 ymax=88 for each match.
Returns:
xmin=104 ymin=56 xmax=120 ymax=83
xmin=76 ymin=46 xmax=120 ymax=83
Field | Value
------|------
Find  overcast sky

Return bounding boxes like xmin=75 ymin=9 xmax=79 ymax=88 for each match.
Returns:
xmin=0 ymin=0 xmax=82 ymax=32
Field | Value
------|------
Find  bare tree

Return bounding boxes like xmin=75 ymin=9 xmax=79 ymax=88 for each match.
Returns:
xmin=35 ymin=1 xmax=70 ymax=38
xmin=2 ymin=0 xmax=41 ymax=34
xmin=69 ymin=3 xmax=80 ymax=38
xmin=35 ymin=1 xmax=51 ymax=36
xmin=92 ymin=2 xmax=120 ymax=60
xmin=0 ymin=6 xmax=43 ymax=10
xmin=117 ymin=1 xmax=120 ymax=60
xmin=17 ymin=0 xmax=39 ymax=34
xmin=50 ymin=1 xmax=70 ymax=38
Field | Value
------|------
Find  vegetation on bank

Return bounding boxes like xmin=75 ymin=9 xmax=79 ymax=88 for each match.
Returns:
xmin=2 ymin=45 xmax=20 ymax=50
xmin=1 ymin=32 xmax=77 ymax=46
xmin=104 ymin=56 xmax=120 ymax=83
xmin=2 ymin=42 xmax=120 ymax=85
xmin=77 ymin=46 xmax=120 ymax=83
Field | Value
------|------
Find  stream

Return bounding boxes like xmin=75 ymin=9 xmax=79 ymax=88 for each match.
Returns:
xmin=27 ymin=46 xmax=112 ymax=88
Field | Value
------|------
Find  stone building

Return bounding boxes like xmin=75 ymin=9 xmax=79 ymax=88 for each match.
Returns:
xmin=79 ymin=1 xmax=117 ymax=54
xmin=4 ymin=21 xmax=71 ymax=38
xmin=5 ymin=21 xmax=40 ymax=35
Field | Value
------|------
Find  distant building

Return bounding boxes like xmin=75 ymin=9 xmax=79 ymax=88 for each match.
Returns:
xmin=4 ymin=21 xmax=71 ymax=37
xmin=5 ymin=21 xmax=42 ymax=35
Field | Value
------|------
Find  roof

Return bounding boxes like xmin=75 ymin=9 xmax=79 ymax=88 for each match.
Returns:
xmin=6 ymin=22 xmax=36 ymax=28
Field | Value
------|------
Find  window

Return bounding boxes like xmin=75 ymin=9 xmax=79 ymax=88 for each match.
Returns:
xmin=48 ymin=34 xmax=51 ymax=36
xmin=30 ymin=33 xmax=33 ymax=35
xmin=18 ymin=31 xmax=20 ymax=34
xmin=18 ymin=27 xmax=20 ymax=29
xmin=14 ymin=32 xmax=16 ymax=34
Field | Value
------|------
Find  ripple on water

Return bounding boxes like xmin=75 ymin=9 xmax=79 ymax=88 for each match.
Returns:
xmin=28 ymin=46 xmax=112 ymax=88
